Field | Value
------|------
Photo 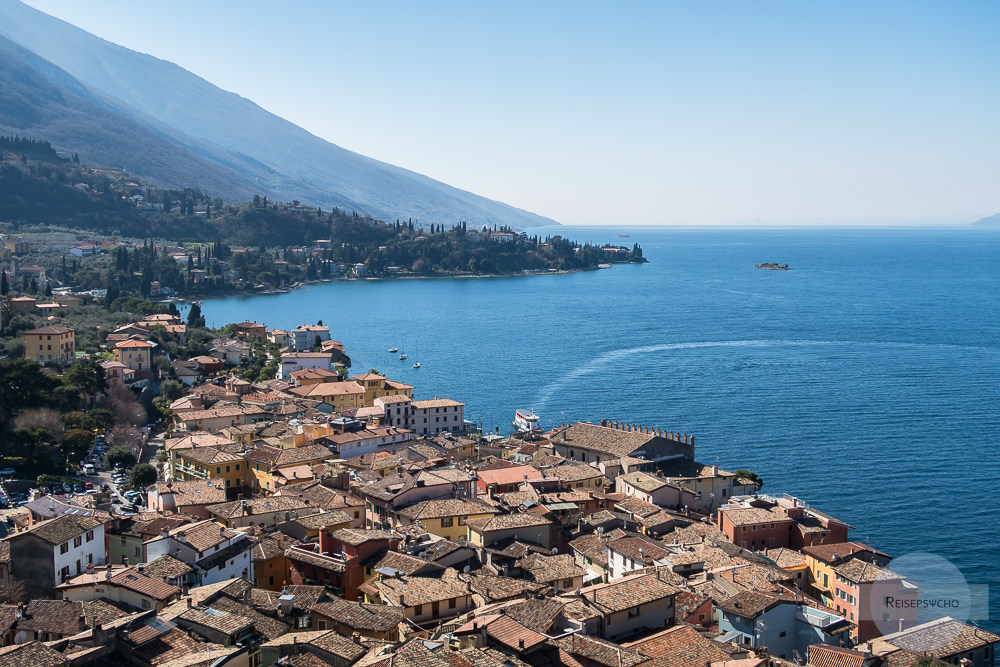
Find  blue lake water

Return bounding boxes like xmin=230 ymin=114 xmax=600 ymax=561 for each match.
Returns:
xmin=202 ymin=226 xmax=1000 ymax=626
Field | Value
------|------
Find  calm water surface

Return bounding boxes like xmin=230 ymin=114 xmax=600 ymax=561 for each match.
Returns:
xmin=203 ymin=226 xmax=1000 ymax=626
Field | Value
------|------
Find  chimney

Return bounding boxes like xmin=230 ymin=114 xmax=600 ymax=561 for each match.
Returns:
xmin=352 ymin=632 xmax=361 ymax=645
xmin=398 ymin=594 xmax=405 ymax=606
xmin=518 ymin=638 xmax=525 ymax=650
xmin=187 ymin=597 xmax=193 ymax=608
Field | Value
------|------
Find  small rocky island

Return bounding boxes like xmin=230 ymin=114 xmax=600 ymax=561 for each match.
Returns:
xmin=755 ymin=263 xmax=791 ymax=270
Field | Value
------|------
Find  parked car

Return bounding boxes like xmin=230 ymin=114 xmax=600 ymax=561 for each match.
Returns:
xmin=73 ymin=484 xmax=84 ymax=493
xmin=101 ymin=483 xmax=111 ymax=492
xmin=61 ymin=483 xmax=72 ymax=493
xmin=84 ymin=482 xmax=94 ymax=490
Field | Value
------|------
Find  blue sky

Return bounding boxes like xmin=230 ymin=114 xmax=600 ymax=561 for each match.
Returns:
xmin=23 ymin=1 xmax=1000 ymax=225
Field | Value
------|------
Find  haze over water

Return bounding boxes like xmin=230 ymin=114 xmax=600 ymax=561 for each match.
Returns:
xmin=203 ymin=226 xmax=1000 ymax=627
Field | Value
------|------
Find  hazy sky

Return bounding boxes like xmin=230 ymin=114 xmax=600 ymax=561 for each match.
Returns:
xmin=22 ymin=1 xmax=1000 ymax=225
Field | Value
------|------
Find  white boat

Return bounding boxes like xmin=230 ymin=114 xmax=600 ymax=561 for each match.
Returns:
xmin=388 ymin=347 xmax=398 ymax=353
xmin=399 ymin=353 xmax=407 ymax=360
xmin=512 ymin=409 xmax=541 ymax=433
xmin=413 ymin=362 xmax=421 ymax=368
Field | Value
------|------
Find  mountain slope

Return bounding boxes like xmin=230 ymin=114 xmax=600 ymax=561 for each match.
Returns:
xmin=0 ymin=0 xmax=558 ymax=228
xmin=0 ymin=33 xmax=263 ymax=201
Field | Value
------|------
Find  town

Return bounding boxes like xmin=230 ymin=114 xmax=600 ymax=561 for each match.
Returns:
xmin=0 ymin=237 xmax=994 ymax=667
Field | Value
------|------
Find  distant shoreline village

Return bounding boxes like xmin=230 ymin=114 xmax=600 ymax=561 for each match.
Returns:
xmin=1 ymin=311 xmax=993 ymax=667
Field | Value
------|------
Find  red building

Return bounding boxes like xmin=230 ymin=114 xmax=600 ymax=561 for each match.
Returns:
xmin=285 ymin=528 xmax=399 ymax=601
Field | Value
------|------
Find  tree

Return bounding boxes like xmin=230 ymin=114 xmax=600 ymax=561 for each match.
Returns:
xmin=63 ymin=360 xmax=108 ymax=404
xmin=159 ymin=379 xmax=186 ymax=403
xmin=1 ymin=270 xmax=8 ymax=296
xmin=63 ymin=429 xmax=95 ymax=459
xmin=130 ymin=463 xmax=157 ymax=489
xmin=104 ymin=446 xmax=137 ymax=469
xmin=187 ymin=302 xmax=205 ymax=328
xmin=736 ymin=469 xmax=764 ymax=491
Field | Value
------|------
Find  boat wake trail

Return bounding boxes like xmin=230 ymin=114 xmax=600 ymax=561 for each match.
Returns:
xmin=532 ymin=338 xmax=998 ymax=415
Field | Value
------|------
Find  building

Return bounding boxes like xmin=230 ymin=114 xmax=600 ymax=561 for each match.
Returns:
xmin=23 ymin=325 xmax=75 ymax=365
xmin=566 ymin=571 xmax=681 ymax=641
xmin=287 ymin=381 xmax=365 ymax=412
xmin=113 ymin=339 xmax=154 ymax=380
xmin=143 ymin=520 xmax=254 ymax=586
xmin=291 ymin=324 xmax=331 ymax=351
xmin=171 ymin=445 xmax=253 ymax=491
xmin=394 ymin=498 xmax=499 ymax=541
xmin=286 ymin=529 xmax=400 ymax=600
xmin=7 ymin=514 xmax=106 ymax=597
xmin=547 ymin=421 xmax=695 ymax=466
xmin=865 ymin=616 xmax=1000 ymax=667
xmin=465 ymin=513 xmax=553 ymax=548
xmin=57 ymin=565 xmax=181 ymax=611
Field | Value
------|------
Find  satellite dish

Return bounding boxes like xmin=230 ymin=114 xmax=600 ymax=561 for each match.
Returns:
xmin=551 ymin=547 xmax=558 ymax=555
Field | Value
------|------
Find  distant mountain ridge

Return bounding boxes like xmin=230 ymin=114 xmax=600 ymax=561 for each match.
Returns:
xmin=0 ymin=0 xmax=557 ymax=228
xmin=971 ymin=213 xmax=1000 ymax=227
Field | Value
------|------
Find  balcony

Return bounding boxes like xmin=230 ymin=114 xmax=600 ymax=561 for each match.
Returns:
xmin=174 ymin=464 xmax=207 ymax=479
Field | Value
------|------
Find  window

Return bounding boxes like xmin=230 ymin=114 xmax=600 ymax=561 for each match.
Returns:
xmin=449 ymin=598 xmax=457 ymax=609
xmin=628 ymin=606 xmax=641 ymax=617
xmin=779 ymin=631 xmax=786 ymax=637
xmin=86 ymin=531 xmax=94 ymax=542
xmin=120 ymin=537 xmax=127 ymax=546
xmin=74 ymin=536 xmax=82 ymax=547
xmin=298 ymin=617 xmax=310 ymax=629
xmin=563 ymin=578 xmax=574 ymax=588
xmin=235 ymin=464 xmax=240 ymax=471
xmin=441 ymin=517 xmax=453 ymax=527
xmin=216 ymin=467 xmax=222 ymax=474
xmin=317 ymin=619 xmax=327 ymax=630
xmin=458 ymin=516 xmax=466 ymax=526
xmin=226 ymin=465 xmax=231 ymax=473
xmin=414 ymin=604 xmax=423 ymax=615
xmin=135 ymin=546 xmax=141 ymax=557
xmin=142 ymin=599 xmax=151 ymax=610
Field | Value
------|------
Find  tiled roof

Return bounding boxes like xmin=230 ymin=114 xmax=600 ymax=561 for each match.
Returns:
xmin=833 ymin=559 xmax=905 ymax=584
xmin=151 ymin=480 xmax=228 ymax=506
xmin=110 ymin=568 xmax=181 ymax=600
xmin=369 ymin=550 xmax=445 ymax=577
xmin=364 ymin=568 xmax=469 ymax=607
xmin=330 ymin=528 xmax=399 ymax=546
xmin=466 ymin=575 xmax=546 ymax=603
xmin=721 ymin=505 xmax=794 ymax=526
xmin=410 ymin=398 xmax=465 ymax=409
xmin=0 ymin=641 xmax=67 ymax=667
xmin=801 ymin=541 xmax=890 ymax=564
xmin=807 ymin=644 xmax=874 ymax=667
xmin=166 ymin=520 xmax=241 ymax=552
xmin=761 ymin=547 xmax=808 ymax=569
xmin=17 ymin=514 xmax=102 ymax=545
xmin=569 ymin=534 xmax=610 ymax=568
xmin=552 ymin=634 xmax=648 ymax=667
xmin=484 ymin=614 xmax=548 ymax=651
xmin=503 ymin=597 xmax=566 ymax=630
xmin=396 ymin=497 xmax=498 ymax=520
xmin=310 ymin=629 xmax=369 ymax=662
xmin=17 ymin=600 xmax=87 ymax=636
xmin=607 ymin=536 xmax=671 ymax=563
xmin=547 ymin=421 xmax=659 ymax=457
xmin=310 ymin=599 xmax=404 ymax=632
xmin=179 ymin=607 xmax=253 ymax=635
xmin=585 ymin=572 xmax=682 ymax=613
xmin=478 ymin=465 xmax=544 ymax=487
xmin=465 ymin=512 xmax=552 ymax=533
xmin=207 ymin=596 xmax=289 ymax=640
xmin=177 ymin=444 xmax=246 ymax=465
xmin=142 ymin=554 xmax=194 ymax=579
xmin=623 ymin=625 xmax=730 ymax=666
xmin=619 ymin=471 xmax=670 ymax=492
xmin=282 ymin=510 xmax=351 ymax=529
xmin=544 ymin=463 xmax=604 ymax=483
xmin=876 ymin=616 xmax=1000 ymax=660
xmin=208 ymin=495 xmax=309 ymax=519
xmin=520 ymin=553 xmax=587 ymax=584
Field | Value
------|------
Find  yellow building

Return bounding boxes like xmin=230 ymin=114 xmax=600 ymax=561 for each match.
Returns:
xmin=393 ymin=498 xmax=499 ymax=542
xmin=245 ymin=443 xmax=334 ymax=492
xmin=173 ymin=445 xmax=251 ymax=490
xmin=287 ymin=381 xmax=365 ymax=412
xmin=351 ymin=373 xmax=415 ymax=406
xmin=114 ymin=339 xmax=154 ymax=374
xmin=24 ymin=325 xmax=75 ymax=365
xmin=4 ymin=239 xmax=28 ymax=254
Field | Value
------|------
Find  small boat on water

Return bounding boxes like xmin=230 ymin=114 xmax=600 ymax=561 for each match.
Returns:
xmin=399 ymin=353 xmax=408 ymax=360
xmin=388 ymin=347 xmax=398 ymax=353
xmin=413 ymin=362 xmax=421 ymax=369
xmin=512 ymin=409 xmax=542 ymax=434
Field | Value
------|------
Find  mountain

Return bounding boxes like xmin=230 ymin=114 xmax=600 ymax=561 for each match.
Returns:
xmin=971 ymin=213 xmax=1000 ymax=227
xmin=0 ymin=0 xmax=557 ymax=229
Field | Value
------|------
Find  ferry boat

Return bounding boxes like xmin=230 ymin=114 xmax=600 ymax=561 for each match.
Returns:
xmin=512 ymin=409 xmax=542 ymax=434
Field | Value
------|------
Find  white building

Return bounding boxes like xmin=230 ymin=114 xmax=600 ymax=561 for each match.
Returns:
xmin=375 ymin=396 xmax=465 ymax=436
xmin=279 ymin=351 xmax=333 ymax=379
xmin=291 ymin=324 xmax=331 ymax=351
xmin=7 ymin=515 xmax=106 ymax=598
xmin=143 ymin=520 xmax=254 ymax=586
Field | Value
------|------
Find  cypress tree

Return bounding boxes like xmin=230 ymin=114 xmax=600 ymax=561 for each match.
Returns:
xmin=0 ymin=270 xmax=7 ymax=296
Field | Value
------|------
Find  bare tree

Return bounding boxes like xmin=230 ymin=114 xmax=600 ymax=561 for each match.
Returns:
xmin=12 ymin=407 xmax=65 ymax=441
xmin=106 ymin=384 xmax=147 ymax=426
xmin=0 ymin=578 xmax=27 ymax=604
xmin=109 ymin=423 xmax=142 ymax=453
